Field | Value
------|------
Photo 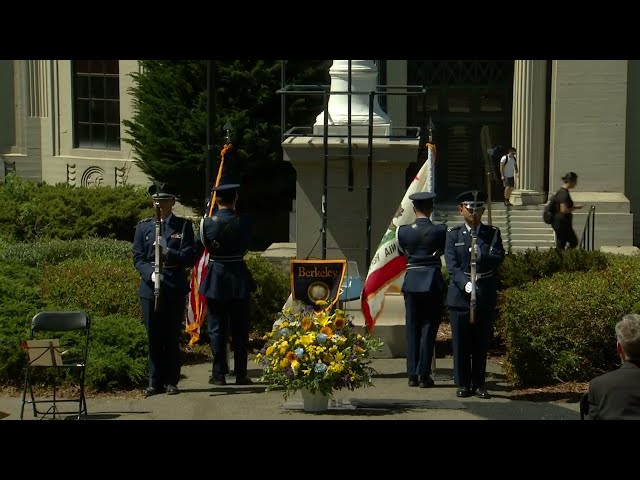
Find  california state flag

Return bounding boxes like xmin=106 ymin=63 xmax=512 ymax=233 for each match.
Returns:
xmin=361 ymin=143 xmax=436 ymax=332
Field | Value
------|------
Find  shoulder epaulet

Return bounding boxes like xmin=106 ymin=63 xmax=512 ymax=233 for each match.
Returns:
xmin=138 ymin=217 xmax=153 ymax=224
xmin=447 ymin=224 xmax=462 ymax=232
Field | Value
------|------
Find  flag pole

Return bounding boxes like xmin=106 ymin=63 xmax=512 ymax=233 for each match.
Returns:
xmin=206 ymin=60 xmax=216 ymax=200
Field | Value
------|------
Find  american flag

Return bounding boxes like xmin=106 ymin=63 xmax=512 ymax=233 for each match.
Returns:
xmin=185 ymin=143 xmax=235 ymax=346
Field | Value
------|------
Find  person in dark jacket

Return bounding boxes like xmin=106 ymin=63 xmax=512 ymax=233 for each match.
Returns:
xmin=199 ymin=182 xmax=255 ymax=386
xmin=552 ymin=172 xmax=583 ymax=249
xmin=445 ymin=190 xmax=505 ymax=399
xmin=584 ymin=313 xmax=640 ymax=420
xmin=133 ymin=184 xmax=197 ymax=397
xmin=397 ymin=192 xmax=447 ymax=388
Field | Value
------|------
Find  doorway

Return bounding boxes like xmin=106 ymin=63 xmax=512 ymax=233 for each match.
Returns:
xmin=407 ymin=61 xmax=514 ymax=200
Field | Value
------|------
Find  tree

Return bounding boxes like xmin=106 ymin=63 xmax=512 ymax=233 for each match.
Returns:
xmin=123 ymin=60 xmax=331 ymax=247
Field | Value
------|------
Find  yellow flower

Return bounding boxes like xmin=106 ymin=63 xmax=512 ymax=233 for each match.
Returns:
xmin=334 ymin=316 xmax=345 ymax=330
xmin=316 ymin=312 xmax=329 ymax=327
xmin=335 ymin=351 xmax=344 ymax=362
xmin=299 ymin=334 xmax=314 ymax=346
xmin=266 ymin=346 xmax=275 ymax=356
xmin=286 ymin=351 xmax=296 ymax=362
xmin=280 ymin=357 xmax=290 ymax=368
xmin=291 ymin=359 xmax=300 ymax=371
xmin=328 ymin=362 xmax=343 ymax=374
xmin=280 ymin=321 xmax=290 ymax=328
xmin=322 ymin=352 xmax=334 ymax=363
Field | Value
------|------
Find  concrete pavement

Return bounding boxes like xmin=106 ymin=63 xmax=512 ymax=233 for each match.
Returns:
xmin=0 ymin=357 xmax=583 ymax=421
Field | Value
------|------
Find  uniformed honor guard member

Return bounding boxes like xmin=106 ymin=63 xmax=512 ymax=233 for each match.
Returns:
xmin=397 ymin=192 xmax=447 ymax=388
xmin=444 ymin=191 xmax=505 ymax=399
xmin=133 ymin=184 xmax=198 ymax=397
xmin=199 ymin=182 xmax=256 ymax=386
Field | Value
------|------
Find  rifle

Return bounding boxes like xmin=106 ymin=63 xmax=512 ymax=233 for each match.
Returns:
xmin=469 ymin=190 xmax=479 ymax=325
xmin=153 ymin=186 xmax=162 ymax=312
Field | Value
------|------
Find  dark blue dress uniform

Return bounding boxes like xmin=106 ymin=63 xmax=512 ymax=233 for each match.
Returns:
xmin=132 ymin=192 xmax=197 ymax=393
xmin=397 ymin=192 xmax=447 ymax=387
xmin=445 ymin=192 xmax=505 ymax=397
xmin=199 ymin=186 xmax=256 ymax=385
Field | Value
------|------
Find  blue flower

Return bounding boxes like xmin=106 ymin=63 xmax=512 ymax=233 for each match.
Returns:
xmin=279 ymin=328 xmax=290 ymax=337
xmin=316 ymin=333 xmax=327 ymax=344
xmin=314 ymin=362 xmax=327 ymax=373
xmin=294 ymin=347 xmax=304 ymax=359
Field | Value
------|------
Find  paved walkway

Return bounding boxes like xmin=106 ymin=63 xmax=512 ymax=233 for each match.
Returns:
xmin=0 ymin=357 xmax=582 ymax=421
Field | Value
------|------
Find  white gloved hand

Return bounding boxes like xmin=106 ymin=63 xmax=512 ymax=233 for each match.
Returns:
xmin=465 ymin=281 xmax=473 ymax=294
xmin=151 ymin=272 xmax=163 ymax=283
xmin=469 ymin=244 xmax=480 ymax=254
xmin=154 ymin=236 xmax=169 ymax=255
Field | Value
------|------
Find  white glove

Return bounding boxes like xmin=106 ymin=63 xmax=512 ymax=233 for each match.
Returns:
xmin=469 ymin=244 xmax=480 ymax=254
xmin=154 ymin=236 xmax=169 ymax=255
xmin=465 ymin=281 xmax=473 ymax=294
xmin=151 ymin=272 xmax=163 ymax=283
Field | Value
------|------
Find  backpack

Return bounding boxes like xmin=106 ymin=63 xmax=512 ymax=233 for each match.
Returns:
xmin=543 ymin=194 xmax=557 ymax=224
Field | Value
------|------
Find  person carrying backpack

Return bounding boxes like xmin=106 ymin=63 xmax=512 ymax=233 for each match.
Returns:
xmin=552 ymin=172 xmax=583 ymax=249
xmin=500 ymin=147 xmax=519 ymax=206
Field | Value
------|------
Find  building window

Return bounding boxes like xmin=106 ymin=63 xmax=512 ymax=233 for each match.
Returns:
xmin=72 ymin=60 xmax=120 ymax=150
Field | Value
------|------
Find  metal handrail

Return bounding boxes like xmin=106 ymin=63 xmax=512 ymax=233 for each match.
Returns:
xmin=579 ymin=205 xmax=596 ymax=251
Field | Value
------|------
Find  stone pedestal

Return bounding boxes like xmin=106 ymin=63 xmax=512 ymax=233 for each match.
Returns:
xmin=280 ymin=60 xmax=417 ymax=358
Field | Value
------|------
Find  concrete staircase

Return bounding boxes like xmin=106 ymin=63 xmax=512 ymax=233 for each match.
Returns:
xmin=433 ymin=202 xmax=556 ymax=252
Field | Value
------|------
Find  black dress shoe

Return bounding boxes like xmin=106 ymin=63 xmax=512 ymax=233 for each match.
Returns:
xmin=419 ymin=376 xmax=435 ymax=388
xmin=166 ymin=384 xmax=179 ymax=395
xmin=235 ymin=376 xmax=253 ymax=385
xmin=209 ymin=375 xmax=226 ymax=386
xmin=144 ymin=386 xmax=165 ymax=397
xmin=408 ymin=376 xmax=419 ymax=387
xmin=456 ymin=386 xmax=473 ymax=398
xmin=475 ymin=387 xmax=491 ymax=399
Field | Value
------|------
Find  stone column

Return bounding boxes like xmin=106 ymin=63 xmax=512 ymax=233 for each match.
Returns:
xmin=510 ymin=60 xmax=547 ymax=205
xmin=313 ymin=60 xmax=391 ymax=136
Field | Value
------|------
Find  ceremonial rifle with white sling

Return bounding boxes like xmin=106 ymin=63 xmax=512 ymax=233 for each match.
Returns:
xmin=153 ymin=183 xmax=163 ymax=312
xmin=469 ymin=190 xmax=479 ymax=325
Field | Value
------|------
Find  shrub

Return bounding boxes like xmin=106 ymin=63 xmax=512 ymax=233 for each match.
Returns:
xmin=246 ymin=253 xmax=291 ymax=337
xmin=496 ymin=248 xmax=609 ymax=290
xmin=497 ymin=254 xmax=640 ymax=386
xmin=0 ymin=238 xmax=133 ymax=267
xmin=0 ymin=175 xmax=152 ymax=242
xmin=0 ymin=260 xmax=44 ymax=386
xmin=40 ymin=258 xmax=141 ymax=318
xmin=86 ymin=314 xmax=148 ymax=391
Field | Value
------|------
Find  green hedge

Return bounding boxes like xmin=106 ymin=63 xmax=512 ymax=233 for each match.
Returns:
xmin=497 ymin=253 xmax=640 ymax=386
xmin=0 ymin=175 xmax=152 ymax=242
xmin=0 ymin=238 xmax=291 ymax=391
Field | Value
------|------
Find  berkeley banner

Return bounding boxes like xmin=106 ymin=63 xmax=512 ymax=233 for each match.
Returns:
xmin=290 ymin=259 xmax=347 ymax=311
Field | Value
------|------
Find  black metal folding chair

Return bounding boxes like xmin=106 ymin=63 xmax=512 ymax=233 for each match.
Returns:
xmin=19 ymin=311 xmax=91 ymax=420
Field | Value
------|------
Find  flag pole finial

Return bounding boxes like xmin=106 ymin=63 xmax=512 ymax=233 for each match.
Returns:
xmin=428 ymin=116 xmax=434 ymax=143
xmin=223 ymin=120 xmax=233 ymax=143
